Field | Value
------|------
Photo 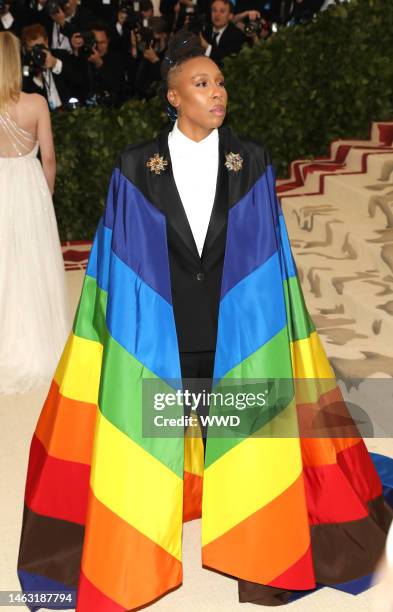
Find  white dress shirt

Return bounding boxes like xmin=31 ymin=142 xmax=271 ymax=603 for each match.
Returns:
xmin=33 ymin=61 xmax=63 ymax=110
xmin=168 ymin=120 xmax=219 ymax=257
xmin=51 ymin=21 xmax=72 ymax=53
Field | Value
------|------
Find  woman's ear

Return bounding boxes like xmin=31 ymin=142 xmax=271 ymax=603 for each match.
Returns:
xmin=167 ymin=88 xmax=179 ymax=109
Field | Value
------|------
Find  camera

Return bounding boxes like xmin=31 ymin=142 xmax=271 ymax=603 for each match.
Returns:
xmin=243 ymin=15 xmax=263 ymax=36
xmin=46 ymin=0 xmax=68 ymax=16
xmin=186 ymin=12 xmax=207 ymax=36
xmin=22 ymin=43 xmax=47 ymax=77
xmin=135 ymin=23 xmax=154 ymax=52
xmin=78 ymin=30 xmax=97 ymax=58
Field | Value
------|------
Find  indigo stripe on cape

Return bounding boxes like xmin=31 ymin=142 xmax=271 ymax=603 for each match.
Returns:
xmin=221 ymin=165 xmax=280 ymax=299
xmin=101 ymin=168 xmax=172 ymax=304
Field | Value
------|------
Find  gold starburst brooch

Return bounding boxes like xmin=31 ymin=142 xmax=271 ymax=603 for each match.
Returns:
xmin=146 ymin=153 xmax=168 ymax=175
xmin=225 ymin=152 xmax=243 ymax=172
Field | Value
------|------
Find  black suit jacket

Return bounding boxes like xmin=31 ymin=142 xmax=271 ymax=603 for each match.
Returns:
xmin=117 ymin=123 xmax=269 ymax=352
xmin=204 ymin=21 xmax=246 ymax=67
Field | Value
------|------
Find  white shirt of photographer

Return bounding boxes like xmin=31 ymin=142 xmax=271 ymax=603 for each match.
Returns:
xmin=51 ymin=22 xmax=72 ymax=53
xmin=168 ymin=119 xmax=219 ymax=257
xmin=33 ymin=60 xmax=63 ymax=110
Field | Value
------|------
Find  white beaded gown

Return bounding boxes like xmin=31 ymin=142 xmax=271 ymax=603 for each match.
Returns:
xmin=0 ymin=110 xmax=71 ymax=394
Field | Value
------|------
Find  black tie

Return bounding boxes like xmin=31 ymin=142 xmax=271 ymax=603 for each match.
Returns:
xmin=212 ymin=31 xmax=219 ymax=46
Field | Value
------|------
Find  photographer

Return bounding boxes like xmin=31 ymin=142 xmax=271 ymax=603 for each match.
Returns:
xmin=132 ymin=16 xmax=168 ymax=99
xmin=110 ymin=4 xmax=130 ymax=52
xmin=111 ymin=0 xmax=153 ymax=53
xmin=182 ymin=8 xmax=207 ymax=38
xmin=0 ymin=0 xmax=27 ymax=35
xmin=21 ymin=23 xmax=84 ymax=108
xmin=199 ymin=0 xmax=246 ymax=67
xmin=232 ymin=9 xmax=271 ymax=44
xmin=160 ymin=0 xmax=208 ymax=34
xmin=77 ymin=23 xmax=126 ymax=105
xmin=47 ymin=0 xmax=96 ymax=53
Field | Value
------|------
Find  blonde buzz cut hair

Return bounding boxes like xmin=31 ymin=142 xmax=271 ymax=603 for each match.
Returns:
xmin=0 ymin=32 xmax=22 ymax=110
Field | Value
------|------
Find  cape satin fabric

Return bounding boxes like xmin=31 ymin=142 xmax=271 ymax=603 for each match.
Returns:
xmin=18 ymin=126 xmax=390 ymax=610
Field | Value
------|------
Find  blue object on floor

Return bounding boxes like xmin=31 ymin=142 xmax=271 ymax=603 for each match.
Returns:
xmin=287 ymin=574 xmax=373 ymax=602
xmin=329 ymin=573 xmax=374 ymax=595
xmin=370 ymin=452 xmax=393 ymax=490
xmin=370 ymin=452 xmax=393 ymax=508
xmin=17 ymin=570 xmax=76 ymax=611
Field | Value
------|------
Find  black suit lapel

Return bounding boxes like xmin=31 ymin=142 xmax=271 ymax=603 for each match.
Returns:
xmin=201 ymin=129 xmax=229 ymax=260
xmin=158 ymin=126 xmax=200 ymax=264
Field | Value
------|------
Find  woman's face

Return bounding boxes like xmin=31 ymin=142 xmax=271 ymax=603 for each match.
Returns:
xmin=167 ymin=56 xmax=227 ymax=133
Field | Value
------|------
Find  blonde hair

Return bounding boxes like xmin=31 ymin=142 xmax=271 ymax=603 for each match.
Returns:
xmin=0 ymin=32 xmax=22 ymax=110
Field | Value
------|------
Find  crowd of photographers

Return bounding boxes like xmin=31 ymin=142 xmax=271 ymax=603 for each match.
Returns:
xmin=0 ymin=0 xmax=334 ymax=108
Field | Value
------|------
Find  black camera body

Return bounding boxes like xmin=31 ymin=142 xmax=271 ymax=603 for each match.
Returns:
xmin=78 ymin=30 xmax=97 ymax=58
xmin=46 ymin=0 xmax=68 ymax=17
xmin=187 ymin=12 xmax=207 ymax=36
xmin=243 ymin=15 xmax=263 ymax=36
xmin=135 ymin=24 xmax=154 ymax=53
xmin=23 ymin=43 xmax=47 ymax=77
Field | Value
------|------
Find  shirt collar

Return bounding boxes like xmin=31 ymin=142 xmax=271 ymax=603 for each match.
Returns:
xmin=169 ymin=119 xmax=219 ymax=155
xmin=213 ymin=24 xmax=228 ymax=35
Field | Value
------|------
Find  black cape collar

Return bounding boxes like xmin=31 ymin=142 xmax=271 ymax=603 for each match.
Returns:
xmin=157 ymin=123 xmax=230 ymax=264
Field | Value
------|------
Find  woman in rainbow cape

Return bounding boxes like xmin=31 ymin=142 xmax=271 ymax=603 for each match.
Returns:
xmin=18 ymin=30 xmax=392 ymax=610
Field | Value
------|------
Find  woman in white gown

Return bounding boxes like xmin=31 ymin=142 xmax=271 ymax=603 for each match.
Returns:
xmin=0 ymin=32 xmax=71 ymax=394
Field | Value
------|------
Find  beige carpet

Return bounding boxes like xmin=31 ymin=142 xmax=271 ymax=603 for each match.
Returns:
xmin=279 ymin=121 xmax=393 ymax=378
xmin=1 ymin=258 xmax=393 ymax=611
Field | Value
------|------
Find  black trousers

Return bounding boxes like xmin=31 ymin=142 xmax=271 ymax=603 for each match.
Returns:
xmin=179 ymin=351 xmax=215 ymax=453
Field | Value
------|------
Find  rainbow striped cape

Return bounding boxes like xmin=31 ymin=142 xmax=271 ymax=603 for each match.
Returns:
xmin=18 ymin=125 xmax=390 ymax=610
